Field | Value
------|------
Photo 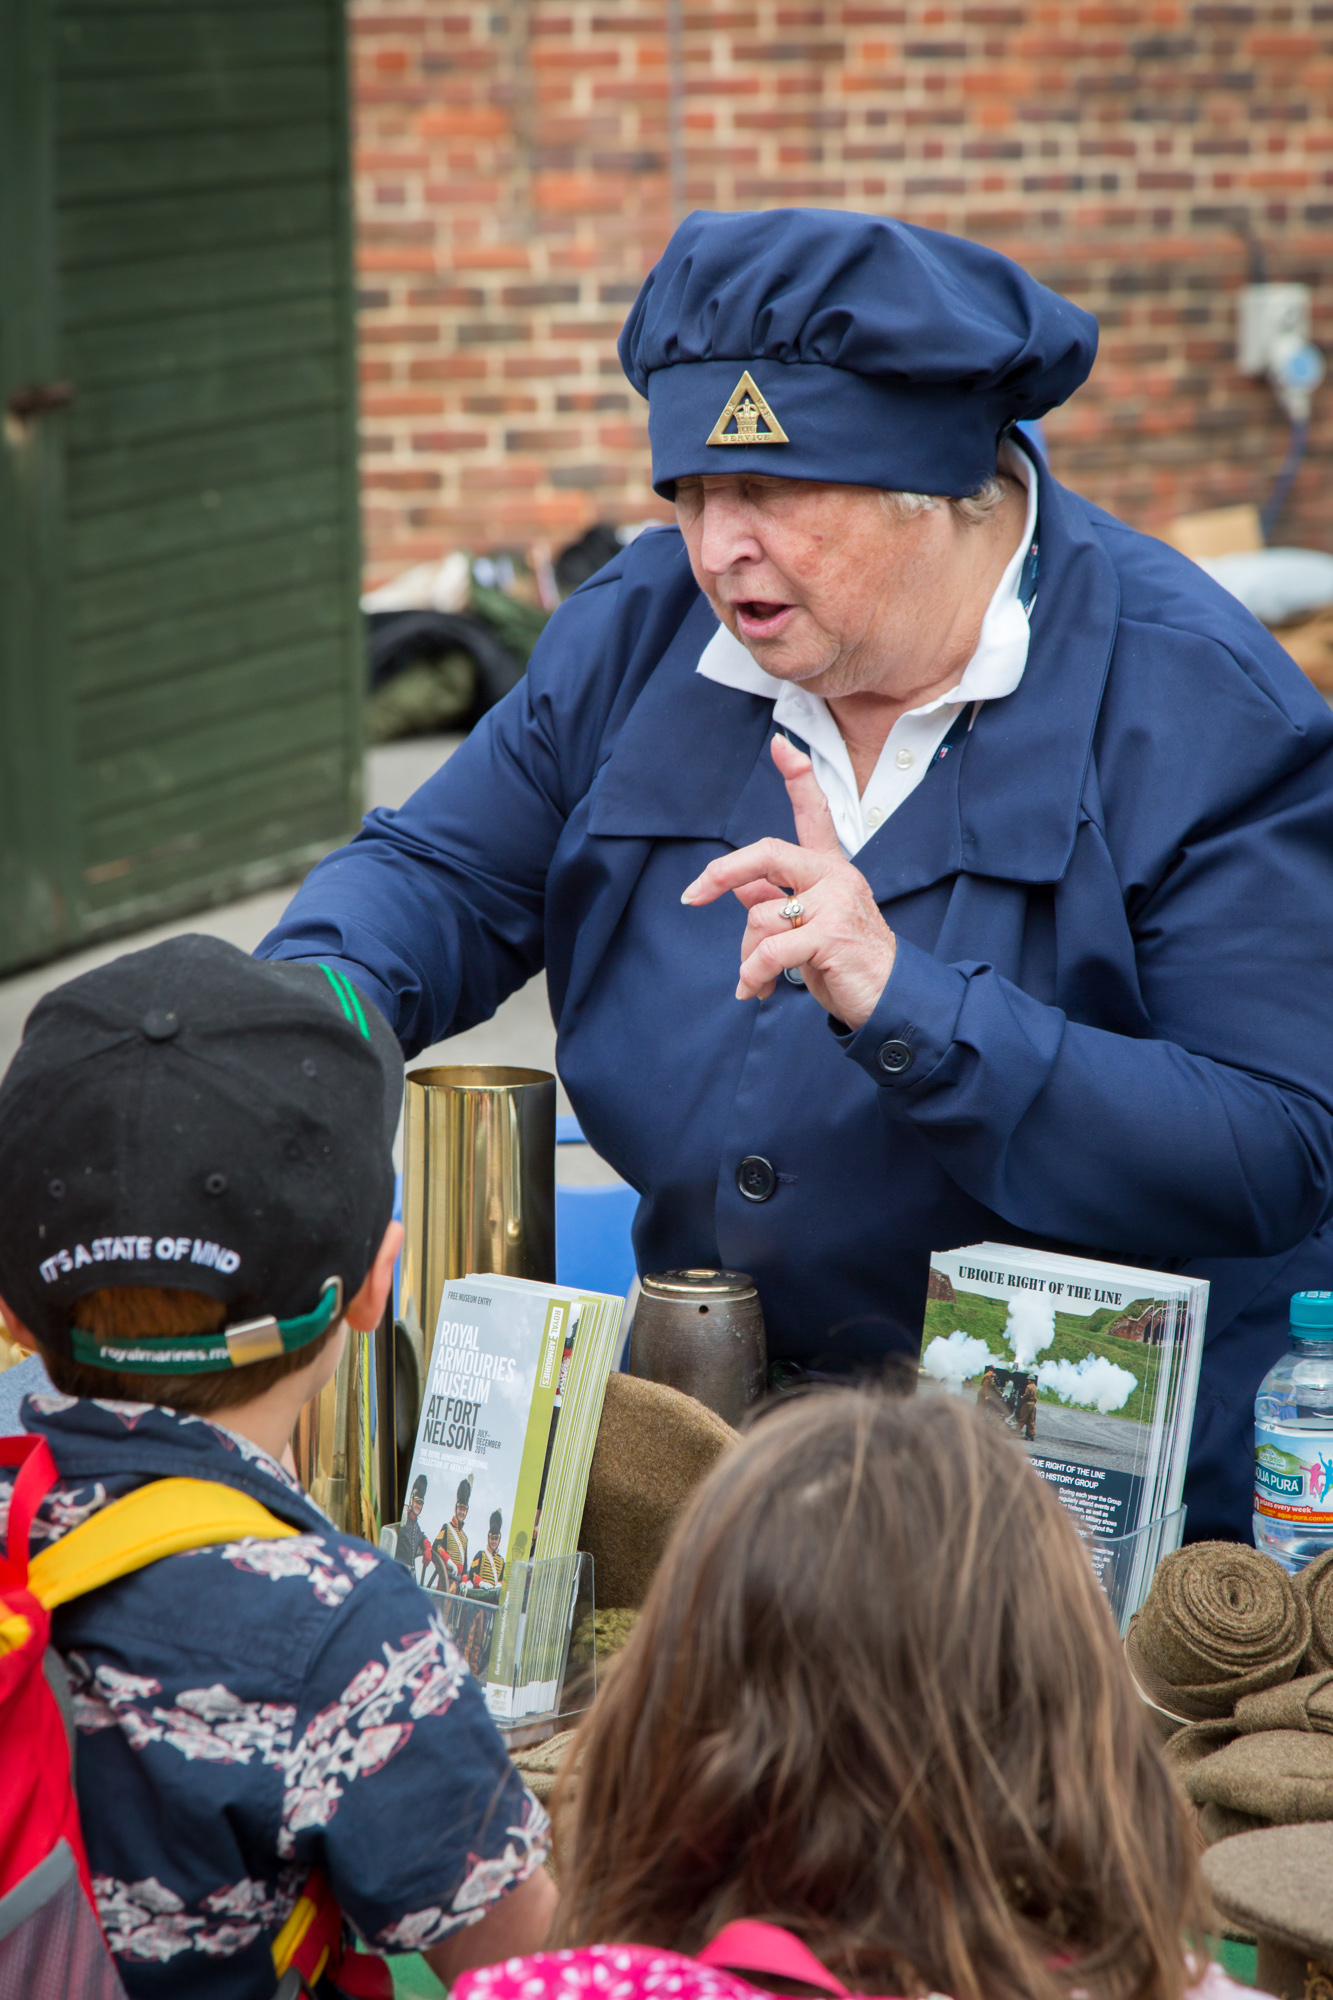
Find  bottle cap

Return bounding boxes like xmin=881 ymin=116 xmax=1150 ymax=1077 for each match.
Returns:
xmin=1290 ymin=1291 xmax=1333 ymax=1336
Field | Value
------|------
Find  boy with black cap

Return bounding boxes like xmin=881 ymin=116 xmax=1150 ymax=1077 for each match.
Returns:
xmin=0 ymin=935 xmax=554 ymax=1997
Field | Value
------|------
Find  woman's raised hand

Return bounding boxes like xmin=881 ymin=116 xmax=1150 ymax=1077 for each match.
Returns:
xmin=680 ymin=733 xmax=897 ymax=1031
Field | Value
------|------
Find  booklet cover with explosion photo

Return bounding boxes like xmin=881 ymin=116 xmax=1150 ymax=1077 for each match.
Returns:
xmin=922 ymin=1244 xmax=1208 ymax=1601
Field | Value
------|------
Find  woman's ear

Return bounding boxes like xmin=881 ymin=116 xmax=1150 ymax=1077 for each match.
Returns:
xmin=345 ymin=1221 xmax=404 ymax=1333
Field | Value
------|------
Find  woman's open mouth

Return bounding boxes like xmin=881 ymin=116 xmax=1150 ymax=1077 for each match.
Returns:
xmin=732 ymin=600 xmax=796 ymax=640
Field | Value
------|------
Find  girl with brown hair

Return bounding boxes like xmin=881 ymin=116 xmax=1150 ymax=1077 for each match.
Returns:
xmin=461 ymin=1389 xmax=1229 ymax=2000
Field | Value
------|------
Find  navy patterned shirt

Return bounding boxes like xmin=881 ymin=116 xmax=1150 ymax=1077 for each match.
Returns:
xmin=3 ymin=1392 xmax=549 ymax=1998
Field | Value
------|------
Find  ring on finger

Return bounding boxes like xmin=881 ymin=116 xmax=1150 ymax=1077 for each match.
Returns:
xmin=779 ymin=898 xmax=804 ymax=928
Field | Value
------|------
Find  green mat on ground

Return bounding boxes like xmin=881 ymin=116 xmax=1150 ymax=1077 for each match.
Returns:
xmin=1216 ymin=1938 xmax=1258 ymax=1986
xmin=389 ymin=1955 xmax=446 ymax=1998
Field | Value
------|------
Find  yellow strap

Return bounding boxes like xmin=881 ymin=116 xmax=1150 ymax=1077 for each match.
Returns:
xmin=0 ymin=1609 xmax=32 ymax=1655
xmin=27 ymin=1477 xmax=298 ymax=1611
xmin=271 ymin=1885 xmax=326 ymax=1980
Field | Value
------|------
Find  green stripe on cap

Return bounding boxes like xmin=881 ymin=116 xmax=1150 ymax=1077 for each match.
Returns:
xmin=317 ymin=963 xmax=370 ymax=1041
xmin=318 ymin=962 xmax=354 ymax=1027
xmin=332 ymin=968 xmax=370 ymax=1040
xmin=70 ymin=1278 xmax=345 ymax=1375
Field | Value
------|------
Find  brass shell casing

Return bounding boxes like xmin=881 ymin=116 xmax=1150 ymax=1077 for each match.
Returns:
xmin=291 ymin=1064 xmax=556 ymax=1538
xmin=394 ymin=1064 xmax=557 ymax=1513
xmin=292 ymin=1319 xmax=385 ymax=1543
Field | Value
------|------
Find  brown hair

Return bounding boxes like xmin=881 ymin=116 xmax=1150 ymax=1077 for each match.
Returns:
xmin=553 ymin=1390 xmax=1210 ymax=2000
xmin=41 ymin=1287 xmax=341 ymax=1414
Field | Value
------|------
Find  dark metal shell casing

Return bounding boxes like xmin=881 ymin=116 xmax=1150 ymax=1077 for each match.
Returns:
xmin=630 ymin=1268 xmax=767 ymax=1426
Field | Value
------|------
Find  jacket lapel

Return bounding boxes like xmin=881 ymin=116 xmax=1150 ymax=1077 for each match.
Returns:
xmin=954 ymin=461 xmax=1121 ymax=884
xmin=587 ymin=594 xmax=775 ymax=840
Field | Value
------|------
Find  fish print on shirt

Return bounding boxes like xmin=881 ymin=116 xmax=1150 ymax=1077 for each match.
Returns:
xmin=280 ymin=1609 xmax=469 ymax=1854
xmin=376 ymin=1791 xmax=550 ymax=1951
xmin=69 ymin=1656 xmax=296 ymax=1765
xmin=4 ymin=1393 xmax=548 ymax=1996
xmin=96 ymin=1871 xmax=303 ymax=1963
xmin=199 ymin=1533 xmax=357 ymax=1610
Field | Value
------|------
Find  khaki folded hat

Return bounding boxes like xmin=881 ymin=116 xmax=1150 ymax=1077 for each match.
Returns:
xmin=1235 ymin=1670 xmax=1333 ymax=1737
xmin=1203 ymin=1824 xmax=1333 ymax=2000
xmin=577 ymin=1371 xmax=736 ymax=1609
xmin=1182 ymin=1730 xmax=1333 ymax=1828
xmin=1165 ymin=1674 xmax=1333 ymax=1847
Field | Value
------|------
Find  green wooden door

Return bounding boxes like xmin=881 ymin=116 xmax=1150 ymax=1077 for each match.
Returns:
xmin=0 ymin=0 xmax=363 ymax=974
xmin=0 ymin=0 xmax=78 ymax=967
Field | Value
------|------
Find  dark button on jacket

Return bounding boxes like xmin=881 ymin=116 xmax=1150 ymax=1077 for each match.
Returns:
xmin=736 ymin=1154 xmax=778 ymax=1202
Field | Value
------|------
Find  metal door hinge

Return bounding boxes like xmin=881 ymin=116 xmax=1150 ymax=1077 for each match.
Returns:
xmin=5 ymin=380 xmax=76 ymax=421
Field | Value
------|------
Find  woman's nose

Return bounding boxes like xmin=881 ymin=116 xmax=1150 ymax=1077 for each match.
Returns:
xmin=697 ymin=495 xmax=764 ymax=575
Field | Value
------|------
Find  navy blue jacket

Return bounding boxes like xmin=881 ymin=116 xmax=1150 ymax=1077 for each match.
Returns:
xmin=259 ymin=460 xmax=1333 ymax=1544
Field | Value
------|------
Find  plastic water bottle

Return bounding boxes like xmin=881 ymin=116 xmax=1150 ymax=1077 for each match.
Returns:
xmin=1253 ymin=1290 xmax=1333 ymax=1571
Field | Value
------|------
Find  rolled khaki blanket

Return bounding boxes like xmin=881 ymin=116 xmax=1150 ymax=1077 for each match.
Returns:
xmin=1297 ymin=1547 xmax=1333 ymax=1672
xmin=511 ymin=1726 xmax=580 ymax=1808
xmin=1125 ymin=1542 xmax=1310 ymax=1721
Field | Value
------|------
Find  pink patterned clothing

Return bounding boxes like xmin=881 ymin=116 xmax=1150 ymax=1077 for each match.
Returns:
xmin=458 ymin=1942 xmax=791 ymax=2000
xmin=457 ymin=1938 xmax=1265 ymax=2000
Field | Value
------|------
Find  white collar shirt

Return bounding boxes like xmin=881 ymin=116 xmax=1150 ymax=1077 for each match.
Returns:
xmin=694 ymin=444 xmax=1039 ymax=858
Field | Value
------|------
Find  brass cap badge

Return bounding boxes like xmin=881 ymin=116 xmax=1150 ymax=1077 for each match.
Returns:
xmin=706 ymin=370 xmax=789 ymax=447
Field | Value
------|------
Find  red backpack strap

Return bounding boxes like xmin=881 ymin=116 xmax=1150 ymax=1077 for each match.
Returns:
xmin=272 ymin=1867 xmax=394 ymax=1999
xmin=0 ymin=1435 xmax=59 ymax=1587
xmin=3 ymin=1442 xmax=394 ymax=1999
xmin=698 ymin=1922 xmax=851 ymax=1998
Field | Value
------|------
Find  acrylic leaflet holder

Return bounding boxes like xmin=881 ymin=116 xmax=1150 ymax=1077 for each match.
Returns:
xmin=1079 ymin=1506 xmax=1186 ymax=1634
xmin=425 ymin=1551 xmax=596 ymax=1741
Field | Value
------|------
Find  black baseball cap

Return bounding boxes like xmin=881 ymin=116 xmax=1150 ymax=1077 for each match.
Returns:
xmin=0 ymin=935 xmax=402 ymax=1374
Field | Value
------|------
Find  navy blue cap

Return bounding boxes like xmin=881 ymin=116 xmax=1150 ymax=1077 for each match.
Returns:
xmin=618 ymin=208 xmax=1098 ymax=499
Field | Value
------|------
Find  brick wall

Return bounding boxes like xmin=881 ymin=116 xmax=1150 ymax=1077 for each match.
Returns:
xmin=351 ymin=2 xmax=1333 ymax=582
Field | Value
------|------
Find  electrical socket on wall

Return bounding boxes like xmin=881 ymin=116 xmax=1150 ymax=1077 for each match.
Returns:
xmin=1238 ymin=283 xmax=1312 ymax=376
xmin=1237 ymin=282 xmax=1324 ymax=422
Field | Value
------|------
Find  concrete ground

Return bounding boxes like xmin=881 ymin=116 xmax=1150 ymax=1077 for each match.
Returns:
xmin=0 ymin=734 xmax=621 ymax=1186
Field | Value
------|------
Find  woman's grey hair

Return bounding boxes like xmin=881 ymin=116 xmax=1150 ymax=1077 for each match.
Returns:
xmin=880 ymin=473 xmax=1008 ymax=528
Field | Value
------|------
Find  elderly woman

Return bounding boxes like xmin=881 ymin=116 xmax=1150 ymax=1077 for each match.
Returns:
xmin=260 ymin=209 xmax=1333 ymax=1542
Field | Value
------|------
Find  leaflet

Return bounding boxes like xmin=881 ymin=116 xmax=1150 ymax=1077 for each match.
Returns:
xmin=393 ymin=1273 xmax=625 ymax=1721
xmin=923 ymin=1242 xmax=1208 ymax=1622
